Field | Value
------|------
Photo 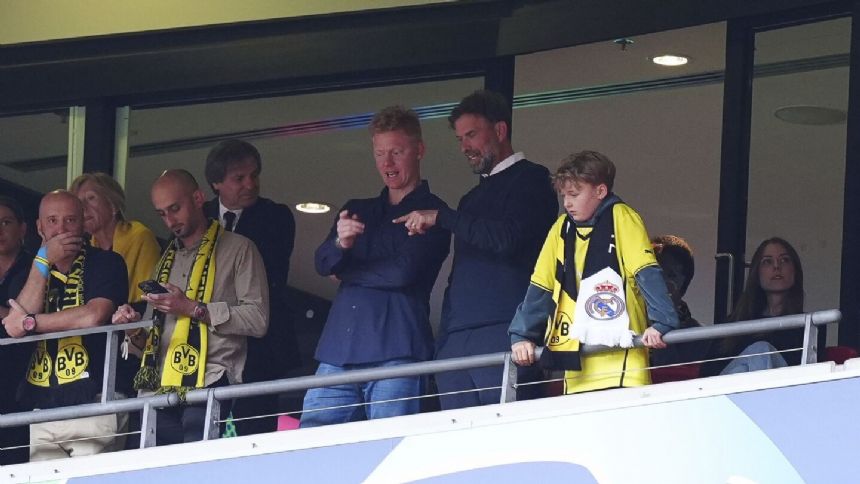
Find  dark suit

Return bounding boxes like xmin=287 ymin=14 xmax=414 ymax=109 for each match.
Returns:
xmin=0 ymin=250 xmax=33 ymax=465
xmin=205 ymin=196 xmax=299 ymax=434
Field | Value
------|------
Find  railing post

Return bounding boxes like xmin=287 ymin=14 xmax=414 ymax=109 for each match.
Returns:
xmin=801 ymin=313 xmax=819 ymax=364
xmin=101 ymin=329 xmax=119 ymax=403
xmin=499 ymin=353 xmax=518 ymax=403
xmin=202 ymin=390 xmax=221 ymax=441
xmin=140 ymin=403 xmax=158 ymax=448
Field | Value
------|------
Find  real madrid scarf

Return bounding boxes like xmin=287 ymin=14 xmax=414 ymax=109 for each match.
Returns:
xmin=565 ymin=200 xmax=635 ymax=347
xmin=24 ymin=248 xmax=94 ymax=404
xmin=542 ymin=200 xmax=627 ymax=369
xmin=134 ymin=220 xmax=221 ymax=395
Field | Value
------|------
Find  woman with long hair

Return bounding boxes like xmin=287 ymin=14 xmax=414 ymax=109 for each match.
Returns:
xmin=705 ymin=237 xmax=806 ymax=375
xmin=732 ymin=237 xmax=804 ymax=322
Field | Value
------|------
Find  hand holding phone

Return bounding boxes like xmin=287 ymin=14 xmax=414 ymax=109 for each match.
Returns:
xmin=138 ymin=280 xmax=169 ymax=295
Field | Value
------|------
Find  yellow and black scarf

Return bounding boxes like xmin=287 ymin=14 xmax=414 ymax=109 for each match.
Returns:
xmin=542 ymin=202 xmax=621 ymax=371
xmin=25 ymin=249 xmax=88 ymax=389
xmin=134 ymin=220 xmax=221 ymax=395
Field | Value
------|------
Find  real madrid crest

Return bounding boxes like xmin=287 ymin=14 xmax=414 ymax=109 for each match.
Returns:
xmin=584 ymin=280 xmax=625 ymax=320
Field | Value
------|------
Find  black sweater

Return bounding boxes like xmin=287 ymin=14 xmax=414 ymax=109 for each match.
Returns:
xmin=437 ymin=158 xmax=558 ymax=337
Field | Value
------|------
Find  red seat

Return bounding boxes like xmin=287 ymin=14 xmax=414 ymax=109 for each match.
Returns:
xmin=545 ymin=380 xmax=564 ymax=397
xmin=650 ymin=363 xmax=701 ymax=384
xmin=824 ymin=346 xmax=858 ymax=365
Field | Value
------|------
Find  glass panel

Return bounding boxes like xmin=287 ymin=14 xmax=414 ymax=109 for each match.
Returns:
xmin=0 ymin=110 xmax=70 ymax=194
xmin=515 ymin=22 xmax=726 ymax=323
xmin=125 ymin=77 xmax=484 ymax=325
xmin=747 ymin=17 xmax=850 ymax=344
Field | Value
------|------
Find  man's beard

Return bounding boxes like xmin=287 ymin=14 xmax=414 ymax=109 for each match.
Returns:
xmin=471 ymin=152 xmax=496 ymax=175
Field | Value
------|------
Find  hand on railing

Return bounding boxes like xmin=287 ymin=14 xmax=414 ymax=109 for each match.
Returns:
xmin=112 ymin=304 xmax=146 ymax=356
xmin=112 ymin=304 xmax=142 ymax=326
xmin=641 ymin=327 xmax=667 ymax=349
xmin=511 ymin=340 xmax=537 ymax=366
xmin=2 ymin=298 xmax=32 ymax=338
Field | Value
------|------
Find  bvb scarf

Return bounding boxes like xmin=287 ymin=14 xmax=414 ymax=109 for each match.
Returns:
xmin=134 ymin=220 xmax=221 ymax=395
xmin=544 ymin=201 xmax=630 ymax=362
xmin=25 ymin=249 xmax=90 ymax=389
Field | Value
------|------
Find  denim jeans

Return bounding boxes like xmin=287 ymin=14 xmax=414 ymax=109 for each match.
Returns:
xmin=721 ymin=341 xmax=788 ymax=375
xmin=300 ymin=359 xmax=421 ymax=428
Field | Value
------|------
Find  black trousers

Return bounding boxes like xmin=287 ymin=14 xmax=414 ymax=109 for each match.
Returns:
xmin=124 ymin=376 xmax=231 ymax=448
xmin=155 ymin=402 xmax=231 ymax=445
xmin=0 ymin=424 xmax=28 ymax=465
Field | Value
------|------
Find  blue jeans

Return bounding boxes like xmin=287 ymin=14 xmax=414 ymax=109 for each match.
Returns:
xmin=721 ymin=341 xmax=788 ymax=375
xmin=300 ymin=359 xmax=422 ymax=428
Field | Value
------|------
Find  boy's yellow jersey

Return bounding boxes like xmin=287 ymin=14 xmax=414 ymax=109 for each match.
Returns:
xmin=531 ymin=204 xmax=658 ymax=393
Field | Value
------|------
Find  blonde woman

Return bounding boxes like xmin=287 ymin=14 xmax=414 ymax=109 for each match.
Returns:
xmin=70 ymin=173 xmax=160 ymax=307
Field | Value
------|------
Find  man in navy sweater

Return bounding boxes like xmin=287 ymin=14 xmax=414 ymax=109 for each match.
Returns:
xmin=395 ymin=90 xmax=558 ymax=409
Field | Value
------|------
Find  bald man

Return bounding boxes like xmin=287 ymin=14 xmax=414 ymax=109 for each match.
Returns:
xmin=2 ymin=190 xmax=129 ymax=461
xmin=113 ymin=169 xmax=268 ymax=445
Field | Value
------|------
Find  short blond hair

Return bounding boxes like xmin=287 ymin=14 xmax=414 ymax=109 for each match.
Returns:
xmin=553 ymin=150 xmax=616 ymax=192
xmin=369 ymin=105 xmax=422 ymax=142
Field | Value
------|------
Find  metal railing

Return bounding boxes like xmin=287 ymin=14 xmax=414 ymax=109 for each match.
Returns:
xmin=0 ymin=319 xmax=152 ymax=404
xmin=0 ymin=309 xmax=842 ymax=450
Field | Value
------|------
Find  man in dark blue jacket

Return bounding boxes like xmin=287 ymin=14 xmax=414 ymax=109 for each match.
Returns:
xmin=301 ymin=106 xmax=450 ymax=427
xmin=395 ymin=90 xmax=558 ymax=409
xmin=203 ymin=139 xmax=299 ymax=435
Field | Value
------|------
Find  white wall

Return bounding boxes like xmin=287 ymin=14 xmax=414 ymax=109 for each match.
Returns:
xmin=746 ymin=17 xmax=850 ymax=343
xmin=748 ymin=69 xmax=847 ymax=316
xmin=512 ymin=23 xmax=727 ymax=324
xmin=512 ymin=86 xmax=724 ymax=324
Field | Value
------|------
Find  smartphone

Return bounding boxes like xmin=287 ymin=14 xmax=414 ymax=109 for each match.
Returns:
xmin=138 ymin=280 xmax=168 ymax=295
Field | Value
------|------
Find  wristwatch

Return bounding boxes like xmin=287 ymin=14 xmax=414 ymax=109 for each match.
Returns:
xmin=192 ymin=302 xmax=208 ymax=321
xmin=22 ymin=314 xmax=37 ymax=335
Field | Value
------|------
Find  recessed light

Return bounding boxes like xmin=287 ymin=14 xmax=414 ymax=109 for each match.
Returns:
xmin=774 ymin=105 xmax=846 ymax=125
xmin=295 ymin=202 xmax=331 ymax=214
xmin=652 ymin=55 xmax=689 ymax=67
xmin=613 ymin=38 xmax=635 ymax=51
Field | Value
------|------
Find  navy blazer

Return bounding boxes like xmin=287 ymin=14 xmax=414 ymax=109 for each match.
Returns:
xmin=204 ymin=196 xmax=300 ymax=376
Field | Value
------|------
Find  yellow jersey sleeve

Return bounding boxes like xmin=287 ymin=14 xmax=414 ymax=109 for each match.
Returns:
xmin=530 ymin=214 xmax=566 ymax=293
xmin=612 ymin=204 xmax=658 ymax=279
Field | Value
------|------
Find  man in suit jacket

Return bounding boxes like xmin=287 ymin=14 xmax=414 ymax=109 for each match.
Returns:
xmin=203 ymin=139 xmax=299 ymax=435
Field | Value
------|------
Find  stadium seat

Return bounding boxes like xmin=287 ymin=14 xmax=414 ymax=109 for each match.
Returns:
xmin=824 ymin=346 xmax=858 ymax=364
xmin=650 ymin=363 xmax=702 ymax=384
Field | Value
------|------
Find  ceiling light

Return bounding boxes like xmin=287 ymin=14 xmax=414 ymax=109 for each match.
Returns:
xmin=613 ymin=38 xmax=635 ymax=51
xmin=295 ymin=202 xmax=331 ymax=214
xmin=652 ymin=55 xmax=689 ymax=67
xmin=774 ymin=105 xmax=846 ymax=125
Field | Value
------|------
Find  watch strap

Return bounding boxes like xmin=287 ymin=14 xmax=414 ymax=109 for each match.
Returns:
xmin=192 ymin=302 xmax=208 ymax=321
xmin=23 ymin=313 xmax=37 ymax=334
